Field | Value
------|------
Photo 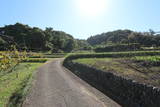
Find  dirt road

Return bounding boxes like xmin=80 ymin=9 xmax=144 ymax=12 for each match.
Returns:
xmin=23 ymin=59 xmax=120 ymax=107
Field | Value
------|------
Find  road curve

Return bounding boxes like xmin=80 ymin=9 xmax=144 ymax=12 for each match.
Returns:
xmin=23 ymin=58 xmax=121 ymax=107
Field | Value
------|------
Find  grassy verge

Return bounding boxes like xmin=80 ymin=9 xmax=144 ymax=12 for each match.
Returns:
xmin=0 ymin=62 xmax=43 ymax=107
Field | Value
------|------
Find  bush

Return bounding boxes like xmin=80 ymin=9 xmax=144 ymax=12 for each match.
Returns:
xmin=22 ymin=58 xmax=47 ymax=63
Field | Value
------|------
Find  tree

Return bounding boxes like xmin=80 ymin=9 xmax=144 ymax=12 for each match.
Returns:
xmin=0 ymin=23 xmax=76 ymax=52
xmin=149 ymin=29 xmax=155 ymax=35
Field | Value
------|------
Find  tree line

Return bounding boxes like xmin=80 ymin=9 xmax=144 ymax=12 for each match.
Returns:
xmin=87 ymin=29 xmax=160 ymax=47
xmin=0 ymin=23 xmax=90 ymax=52
xmin=1 ymin=23 xmax=159 ymax=53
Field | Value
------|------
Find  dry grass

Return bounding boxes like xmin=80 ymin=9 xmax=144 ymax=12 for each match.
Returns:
xmin=74 ymin=57 xmax=160 ymax=87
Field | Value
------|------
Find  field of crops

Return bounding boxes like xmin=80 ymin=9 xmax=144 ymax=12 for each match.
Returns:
xmin=29 ymin=53 xmax=67 ymax=58
xmin=133 ymin=55 xmax=160 ymax=62
xmin=72 ymin=51 xmax=160 ymax=88
xmin=0 ymin=50 xmax=27 ymax=72
xmin=0 ymin=51 xmax=67 ymax=72
xmin=1 ymin=50 xmax=160 ymax=106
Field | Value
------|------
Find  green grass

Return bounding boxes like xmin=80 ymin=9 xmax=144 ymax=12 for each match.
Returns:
xmin=43 ymin=54 xmax=66 ymax=58
xmin=23 ymin=58 xmax=48 ymax=63
xmin=73 ymin=58 xmax=113 ymax=65
xmin=72 ymin=50 xmax=94 ymax=53
xmin=74 ymin=55 xmax=160 ymax=64
xmin=29 ymin=53 xmax=67 ymax=58
xmin=0 ymin=62 xmax=42 ymax=107
xmin=66 ymin=51 xmax=160 ymax=62
xmin=133 ymin=56 xmax=160 ymax=62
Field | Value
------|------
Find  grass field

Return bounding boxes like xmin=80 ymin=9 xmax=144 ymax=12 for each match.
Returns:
xmin=74 ymin=56 xmax=160 ymax=87
xmin=0 ymin=62 xmax=43 ymax=107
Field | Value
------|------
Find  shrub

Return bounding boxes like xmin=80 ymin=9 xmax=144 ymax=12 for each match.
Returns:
xmin=22 ymin=58 xmax=47 ymax=63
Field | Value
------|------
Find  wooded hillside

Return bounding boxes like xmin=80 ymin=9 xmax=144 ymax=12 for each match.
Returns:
xmin=87 ymin=29 xmax=160 ymax=47
xmin=0 ymin=23 xmax=89 ymax=52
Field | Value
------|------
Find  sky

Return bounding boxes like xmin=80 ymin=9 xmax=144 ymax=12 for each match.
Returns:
xmin=0 ymin=0 xmax=160 ymax=39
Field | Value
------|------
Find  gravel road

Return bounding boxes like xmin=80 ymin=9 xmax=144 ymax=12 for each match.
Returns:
xmin=23 ymin=59 xmax=120 ymax=107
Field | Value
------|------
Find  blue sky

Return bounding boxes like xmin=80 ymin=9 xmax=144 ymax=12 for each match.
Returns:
xmin=0 ymin=0 xmax=160 ymax=39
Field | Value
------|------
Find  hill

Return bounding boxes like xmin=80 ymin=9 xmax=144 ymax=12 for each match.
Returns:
xmin=87 ymin=29 xmax=160 ymax=47
xmin=0 ymin=23 xmax=89 ymax=52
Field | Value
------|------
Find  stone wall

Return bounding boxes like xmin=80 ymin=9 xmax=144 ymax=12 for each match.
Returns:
xmin=63 ymin=60 xmax=160 ymax=107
